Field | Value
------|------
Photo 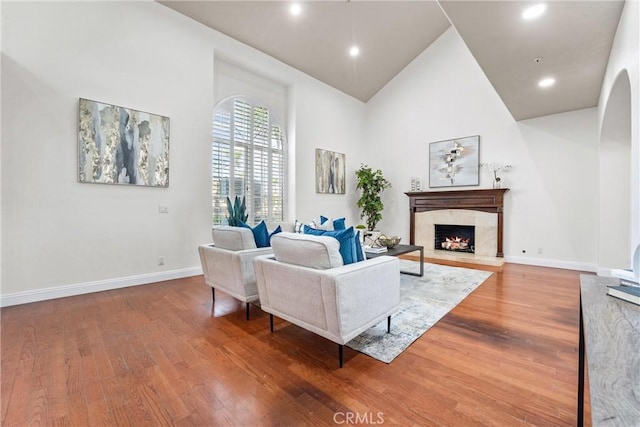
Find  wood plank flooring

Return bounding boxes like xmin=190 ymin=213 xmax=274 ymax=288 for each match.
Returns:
xmin=1 ymin=262 xmax=590 ymax=426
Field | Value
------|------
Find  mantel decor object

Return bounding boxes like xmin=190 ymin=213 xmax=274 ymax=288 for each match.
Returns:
xmin=429 ymin=135 xmax=479 ymax=188
xmin=78 ymin=98 xmax=170 ymax=187
xmin=481 ymin=163 xmax=512 ymax=189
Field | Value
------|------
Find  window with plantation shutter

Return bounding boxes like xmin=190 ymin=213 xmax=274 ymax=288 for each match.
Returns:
xmin=212 ymin=97 xmax=287 ymax=226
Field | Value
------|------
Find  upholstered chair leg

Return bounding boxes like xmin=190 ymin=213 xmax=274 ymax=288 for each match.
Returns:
xmin=246 ymin=303 xmax=250 ymax=320
xmin=339 ymin=344 xmax=344 ymax=368
xmin=211 ymin=288 xmax=215 ymax=301
xmin=387 ymin=315 xmax=391 ymax=333
xmin=269 ymin=314 xmax=274 ymax=332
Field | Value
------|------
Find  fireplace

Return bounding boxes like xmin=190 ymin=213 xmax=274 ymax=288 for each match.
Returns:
xmin=435 ymin=224 xmax=475 ymax=253
xmin=406 ymin=189 xmax=508 ymax=257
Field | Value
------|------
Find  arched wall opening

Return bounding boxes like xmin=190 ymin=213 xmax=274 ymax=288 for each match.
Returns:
xmin=599 ymin=70 xmax=632 ymax=270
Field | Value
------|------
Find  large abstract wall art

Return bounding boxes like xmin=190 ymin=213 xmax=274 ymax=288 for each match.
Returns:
xmin=315 ymin=148 xmax=346 ymax=194
xmin=78 ymin=98 xmax=170 ymax=187
xmin=429 ymin=135 xmax=479 ymax=188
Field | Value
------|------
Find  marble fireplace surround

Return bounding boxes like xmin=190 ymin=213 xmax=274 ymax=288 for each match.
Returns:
xmin=406 ymin=189 xmax=509 ymax=265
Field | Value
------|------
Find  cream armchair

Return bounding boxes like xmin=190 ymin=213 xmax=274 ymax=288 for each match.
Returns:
xmin=253 ymin=232 xmax=401 ymax=367
xmin=198 ymin=226 xmax=273 ymax=320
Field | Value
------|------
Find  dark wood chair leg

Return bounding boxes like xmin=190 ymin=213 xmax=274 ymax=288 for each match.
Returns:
xmin=269 ymin=314 xmax=274 ymax=332
xmin=211 ymin=288 xmax=215 ymax=301
xmin=246 ymin=302 xmax=250 ymax=320
xmin=339 ymin=344 xmax=344 ymax=368
xmin=387 ymin=315 xmax=391 ymax=333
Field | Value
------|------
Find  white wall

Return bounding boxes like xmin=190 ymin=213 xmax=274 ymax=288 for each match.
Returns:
xmin=597 ymin=0 xmax=639 ymax=272
xmin=0 ymin=2 xmax=4 ymax=290
xmin=1 ymin=1 xmax=215 ymax=301
xmin=1 ymin=1 xmax=365 ymax=305
xmin=292 ymin=80 xmax=367 ymax=224
xmin=515 ymin=109 xmax=599 ymax=268
xmin=365 ymin=27 xmax=599 ymax=270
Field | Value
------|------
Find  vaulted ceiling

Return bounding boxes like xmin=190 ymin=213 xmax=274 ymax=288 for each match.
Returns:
xmin=160 ymin=1 xmax=624 ymax=121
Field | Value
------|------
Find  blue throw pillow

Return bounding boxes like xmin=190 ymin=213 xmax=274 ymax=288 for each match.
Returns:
xmin=269 ymin=225 xmax=282 ymax=244
xmin=354 ymin=231 xmax=364 ymax=262
xmin=303 ymin=225 xmax=358 ymax=264
xmin=239 ymin=220 xmax=270 ymax=248
xmin=320 ymin=215 xmax=346 ymax=230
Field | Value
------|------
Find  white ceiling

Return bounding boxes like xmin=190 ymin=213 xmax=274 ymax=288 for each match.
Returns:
xmin=439 ymin=1 xmax=625 ymax=120
xmin=159 ymin=0 xmax=624 ymax=121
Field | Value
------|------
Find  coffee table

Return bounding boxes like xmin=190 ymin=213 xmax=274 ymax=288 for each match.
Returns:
xmin=365 ymin=244 xmax=424 ymax=277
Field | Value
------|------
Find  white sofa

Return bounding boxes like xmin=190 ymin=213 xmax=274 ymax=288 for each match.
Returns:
xmin=253 ymin=232 xmax=401 ymax=367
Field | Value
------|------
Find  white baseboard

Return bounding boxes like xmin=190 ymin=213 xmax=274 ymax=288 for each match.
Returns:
xmin=0 ymin=267 xmax=203 ymax=308
xmin=1 ymin=257 xmax=601 ymax=308
xmin=505 ymin=255 xmax=597 ymax=272
xmin=596 ymin=267 xmax=614 ymax=277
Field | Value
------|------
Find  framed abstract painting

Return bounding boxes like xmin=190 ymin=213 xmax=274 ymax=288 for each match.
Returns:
xmin=315 ymin=148 xmax=346 ymax=194
xmin=78 ymin=98 xmax=170 ymax=187
xmin=429 ymin=135 xmax=479 ymax=188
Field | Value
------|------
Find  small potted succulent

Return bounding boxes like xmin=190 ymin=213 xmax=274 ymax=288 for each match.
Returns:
xmin=226 ymin=195 xmax=248 ymax=226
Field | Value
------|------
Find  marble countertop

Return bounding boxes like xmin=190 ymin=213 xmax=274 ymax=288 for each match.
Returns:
xmin=580 ymin=274 xmax=640 ymax=426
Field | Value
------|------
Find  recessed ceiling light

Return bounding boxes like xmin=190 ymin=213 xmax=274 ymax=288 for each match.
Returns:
xmin=349 ymin=46 xmax=360 ymax=57
xmin=522 ymin=3 xmax=547 ymax=20
xmin=290 ymin=3 xmax=302 ymax=16
xmin=538 ymin=77 xmax=555 ymax=88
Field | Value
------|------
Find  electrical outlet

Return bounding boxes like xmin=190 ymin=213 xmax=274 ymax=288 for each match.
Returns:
xmin=158 ymin=256 xmax=165 ymax=266
xmin=537 ymin=248 xmax=543 ymax=254
xmin=159 ymin=205 xmax=169 ymax=214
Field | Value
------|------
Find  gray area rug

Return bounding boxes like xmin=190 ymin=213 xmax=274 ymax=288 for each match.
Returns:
xmin=347 ymin=260 xmax=493 ymax=363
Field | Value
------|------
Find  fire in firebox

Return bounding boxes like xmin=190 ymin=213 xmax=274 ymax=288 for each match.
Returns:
xmin=434 ymin=224 xmax=475 ymax=253
xmin=441 ymin=236 xmax=470 ymax=251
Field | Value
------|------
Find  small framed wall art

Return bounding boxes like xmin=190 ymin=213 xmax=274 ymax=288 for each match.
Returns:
xmin=78 ymin=98 xmax=170 ymax=187
xmin=315 ymin=148 xmax=346 ymax=194
xmin=429 ymin=135 xmax=479 ymax=188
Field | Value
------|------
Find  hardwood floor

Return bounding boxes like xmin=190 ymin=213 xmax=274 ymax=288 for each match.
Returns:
xmin=1 ymin=263 xmax=590 ymax=426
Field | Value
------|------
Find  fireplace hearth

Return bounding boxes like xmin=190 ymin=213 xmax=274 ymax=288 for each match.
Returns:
xmin=435 ymin=224 xmax=475 ymax=253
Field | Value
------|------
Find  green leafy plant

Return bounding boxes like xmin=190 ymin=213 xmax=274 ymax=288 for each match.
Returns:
xmin=355 ymin=164 xmax=391 ymax=231
xmin=226 ymin=195 xmax=248 ymax=226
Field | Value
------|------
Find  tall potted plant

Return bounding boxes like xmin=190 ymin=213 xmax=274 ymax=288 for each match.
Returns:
xmin=355 ymin=164 xmax=391 ymax=231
